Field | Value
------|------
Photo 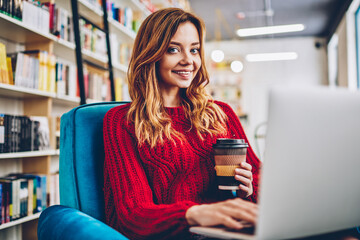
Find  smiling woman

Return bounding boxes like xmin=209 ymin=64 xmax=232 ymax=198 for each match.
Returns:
xmin=158 ymin=22 xmax=202 ymax=106
xmin=103 ymin=7 xmax=261 ymax=240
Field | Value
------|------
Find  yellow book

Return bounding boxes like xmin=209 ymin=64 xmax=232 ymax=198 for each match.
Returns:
xmin=115 ymin=77 xmax=123 ymax=101
xmin=39 ymin=51 xmax=49 ymax=91
xmin=47 ymin=54 xmax=56 ymax=93
xmin=6 ymin=57 xmax=14 ymax=85
xmin=0 ymin=43 xmax=9 ymax=84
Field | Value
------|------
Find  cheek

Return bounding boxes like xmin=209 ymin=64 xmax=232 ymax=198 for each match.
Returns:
xmin=194 ymin=57 xmax=202 ymax=71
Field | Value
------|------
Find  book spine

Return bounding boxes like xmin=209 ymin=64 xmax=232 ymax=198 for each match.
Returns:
xmin=0 ymin=114 xmax=4 ymax=153
xmin=27 ymin=179 xmax=33 ymax=216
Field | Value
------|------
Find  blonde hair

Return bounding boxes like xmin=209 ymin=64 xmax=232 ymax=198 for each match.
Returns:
xmin=127 ymin=8 xmax=227 ymax=147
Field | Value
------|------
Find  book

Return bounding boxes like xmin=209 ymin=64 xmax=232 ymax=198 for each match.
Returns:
xmin=27 ymin=179 xmax=34 ymax=216
xmin=114 ymin=77 xmax=123 ymax=101
xmin=29 ymin=116 xmax=50 ymax=151
xmin=19 ymin=179 xmax=28 ymax=218
xmin=6 ymin=57 xmax=14 ymax=84
xmin=0 ymin=180 xmax=10 ymax=223
xmin=0 ymin=42 xmax=9 ymax=84
xmin=7 ymin=174 xmax=41 ymax=214
xmin=47 ymin=53 xmax=56 ymax=93
xmin=0 ymin=114 xmax=4 ymax=153
xmin=22 ymin=1 xmax=49 ymax=34
xmin=0 ymin=178 xmax=14 ymax=221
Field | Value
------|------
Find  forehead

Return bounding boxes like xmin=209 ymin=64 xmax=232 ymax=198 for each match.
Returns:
xmin=171 ymin=22 xmax=200 ymax=43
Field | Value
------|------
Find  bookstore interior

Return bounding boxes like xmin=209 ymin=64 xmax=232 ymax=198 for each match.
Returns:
xmin=0 ymin=0 xmax=360 ymax=239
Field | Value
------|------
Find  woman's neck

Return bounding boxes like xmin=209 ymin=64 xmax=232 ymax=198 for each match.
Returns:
xmin=161 ymin=89 xmax=181 ymax=107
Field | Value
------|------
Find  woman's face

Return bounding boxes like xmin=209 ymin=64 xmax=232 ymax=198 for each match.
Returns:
xmin=158 ymin=21 xmax=202 ymax=94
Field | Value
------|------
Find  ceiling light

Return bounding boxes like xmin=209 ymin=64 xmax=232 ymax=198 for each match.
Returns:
xmin=230 ymin=61 xmax=244 ymax=73
xmin=246 ymin=52 xmax=298 ymax=62
xmin=211 ymin=50 xmax=224 ymax=62
xmin=236 ymin=24 xmax=305 ymax=37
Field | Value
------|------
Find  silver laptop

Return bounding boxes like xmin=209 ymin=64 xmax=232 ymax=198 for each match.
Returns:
xmin=190 ymin=86 xmax=360 ymax=239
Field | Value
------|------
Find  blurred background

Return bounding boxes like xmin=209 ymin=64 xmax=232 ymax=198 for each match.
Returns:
xmin=187 ymin=0 xmax=358 ymax=159
xmin=0 ymin=0 xmax=359 ymax=238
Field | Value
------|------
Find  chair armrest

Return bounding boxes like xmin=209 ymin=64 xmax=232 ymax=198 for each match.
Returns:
xmin=38 ymin=205 xmax=128 ymax=240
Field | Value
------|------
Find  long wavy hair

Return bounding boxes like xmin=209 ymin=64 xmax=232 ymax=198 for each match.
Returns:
xmin=127 ymin=8 xmax=227 ymax=147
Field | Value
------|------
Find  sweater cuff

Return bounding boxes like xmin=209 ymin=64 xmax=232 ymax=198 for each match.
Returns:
xmin=178 ymin=201 xmax=200 ymax=229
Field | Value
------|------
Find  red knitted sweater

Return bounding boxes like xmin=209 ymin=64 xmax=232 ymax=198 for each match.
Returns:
xmin=103 ymin=101 xmax=261 ymax=240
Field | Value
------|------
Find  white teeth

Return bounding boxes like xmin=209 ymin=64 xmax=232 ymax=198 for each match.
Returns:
xmin=175 ymin=71 xmax=191 ymax=74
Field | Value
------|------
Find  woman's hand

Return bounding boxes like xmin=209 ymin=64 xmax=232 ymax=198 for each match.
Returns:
xmin=235 ymin=162 xmax=253 ymax=198
xmin=185 ymin=198 xmax=258 ymax=229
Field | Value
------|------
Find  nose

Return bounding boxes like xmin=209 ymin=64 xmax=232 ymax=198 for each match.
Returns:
xmin=180 ymin=51 xmax=193 ymax=65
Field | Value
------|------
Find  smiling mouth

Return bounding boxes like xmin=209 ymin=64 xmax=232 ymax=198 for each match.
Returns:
xmin=172 ymin=71 xmax=192 ymax=76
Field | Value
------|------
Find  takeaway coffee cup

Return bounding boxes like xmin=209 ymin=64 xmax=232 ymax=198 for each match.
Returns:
xmin=213 ymin=138 xmax=249 ymax=190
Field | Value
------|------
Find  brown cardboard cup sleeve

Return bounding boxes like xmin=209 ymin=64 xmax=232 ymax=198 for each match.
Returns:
xmin=214 ymin=165 xmax=239 ymax=177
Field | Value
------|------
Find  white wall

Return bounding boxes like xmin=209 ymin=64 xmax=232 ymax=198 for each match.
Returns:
xmin=205 ymin=37 xmax=328 ymax=159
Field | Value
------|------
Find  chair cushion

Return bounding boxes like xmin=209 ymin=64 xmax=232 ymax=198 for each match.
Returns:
xmin=60 ymin=102 xmax=128 ymax=221
xmin=38 ymin=205 xmax=128 ymax=240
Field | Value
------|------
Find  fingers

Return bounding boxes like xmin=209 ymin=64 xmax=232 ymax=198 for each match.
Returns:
xmin=220 ymin=214 xmax=244 ymax=229
xmin=239 ymin=184 xmax=252 ymax=197
xmin=240 ymin=162 xmax=252 ymax=171
xmin=235 ymin=175 xmax=251 ymax=186
xmin=188 ymin=199 xmax=258 ymax=229
xmin=235 ymin=168 xmax=253 ymax=181
xmin=222 ymin=199 xmax=258 ymax=224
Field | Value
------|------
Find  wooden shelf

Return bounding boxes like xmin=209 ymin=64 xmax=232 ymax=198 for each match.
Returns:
xmin=0 ymin=12 xmax=56 ymax=43
xmin=0 ymin=83 xmax=81 ymax=106
xmin=0 ymin=150 xmax=59 ymax=160
xmin=54 ymin=95 xmax=80 ymax=106
xmin=108 ymin=18 xmax=136 ymax=40
xmin=82 ymin=49 xmax=108 ymax=65
xmin=113 ymin=62 xmax=128 ymax=73
xmin=0 ymin=213 xmax=41 ymax=230
xmin=77 ymin=0 xmax=103 ymax=27
xmin=0 ymin=83 xmax=56 ymax=99
xmin=129 ymin=0 xmax=152 ymax=16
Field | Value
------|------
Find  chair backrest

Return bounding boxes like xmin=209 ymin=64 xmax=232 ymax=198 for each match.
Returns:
xmin=59 ymin=101 xmax=128 ymax=222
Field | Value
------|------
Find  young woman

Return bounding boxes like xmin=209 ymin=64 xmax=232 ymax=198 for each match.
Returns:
xmin=103 ymin=8 xmax=261 ymax=240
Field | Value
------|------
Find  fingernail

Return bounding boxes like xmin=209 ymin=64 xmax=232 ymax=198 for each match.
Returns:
xmin=236 ymin=223 xmax=243 ymax=229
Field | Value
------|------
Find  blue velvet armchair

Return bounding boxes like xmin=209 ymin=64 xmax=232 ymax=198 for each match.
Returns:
xmin=38 ymin=102 xmax=129 ymax=240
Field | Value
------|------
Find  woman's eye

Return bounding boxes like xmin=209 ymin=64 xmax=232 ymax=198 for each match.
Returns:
xmin=191 ymin=48 xmax=200 ymax=54
xmin=168 ymin=47 xmax=179 ymax=53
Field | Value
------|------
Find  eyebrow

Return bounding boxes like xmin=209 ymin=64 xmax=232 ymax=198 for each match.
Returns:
xmin=169 ymin=41 xmax=200 ymax=46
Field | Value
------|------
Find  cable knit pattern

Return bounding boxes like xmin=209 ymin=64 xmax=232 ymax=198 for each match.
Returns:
xmin=103 ymin=101 xmax=261 ymax=240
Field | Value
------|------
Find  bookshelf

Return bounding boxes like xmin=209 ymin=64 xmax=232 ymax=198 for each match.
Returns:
xmin=0 ymin=0 xmax=189 ymax=239
xmin=0 ymin=150 xmax=59 ymax=160
xmin=0 ymin=0 xmax=76 ymax=239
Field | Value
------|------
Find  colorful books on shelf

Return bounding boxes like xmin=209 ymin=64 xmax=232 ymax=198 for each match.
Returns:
xmin=83 ymin=65 xmax=111 ymax=101
xmin=44 ymin=2 xmax=74 ymax=42
xmin=110 ymin=34 xmax=132 ymax=67
xmin=56 ymin=58 xmax=77 ymax=98
xmin=0 ymin=114 xmax=50 ymax=154
xmin=0 ymin=172 xmax=59 ymax=225
xmin=108 ymin=3 xmax=143 ymax=33
xmin=80 ymin=18 xmax=107 ymax=57
xmin=114 ymin=77 xmax=130 ymax=101
xmin=0 ymin=0 xmax=23 ymax=20
xmin=6 ymin=50 xmax=57 ymax=93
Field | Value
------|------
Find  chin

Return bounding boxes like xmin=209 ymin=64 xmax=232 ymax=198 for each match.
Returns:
xmin=178 ymin=81 xmax=193 ymax=89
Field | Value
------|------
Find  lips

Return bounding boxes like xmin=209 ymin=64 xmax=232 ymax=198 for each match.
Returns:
xmin=172 ymin=70 xmax=193 ymax=77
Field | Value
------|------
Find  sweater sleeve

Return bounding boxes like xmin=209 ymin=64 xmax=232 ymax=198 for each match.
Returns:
xmin=215 ymin=101 xmax=261 ymax=203
xmin=103 ymin=106 xmax=198 ymax=240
